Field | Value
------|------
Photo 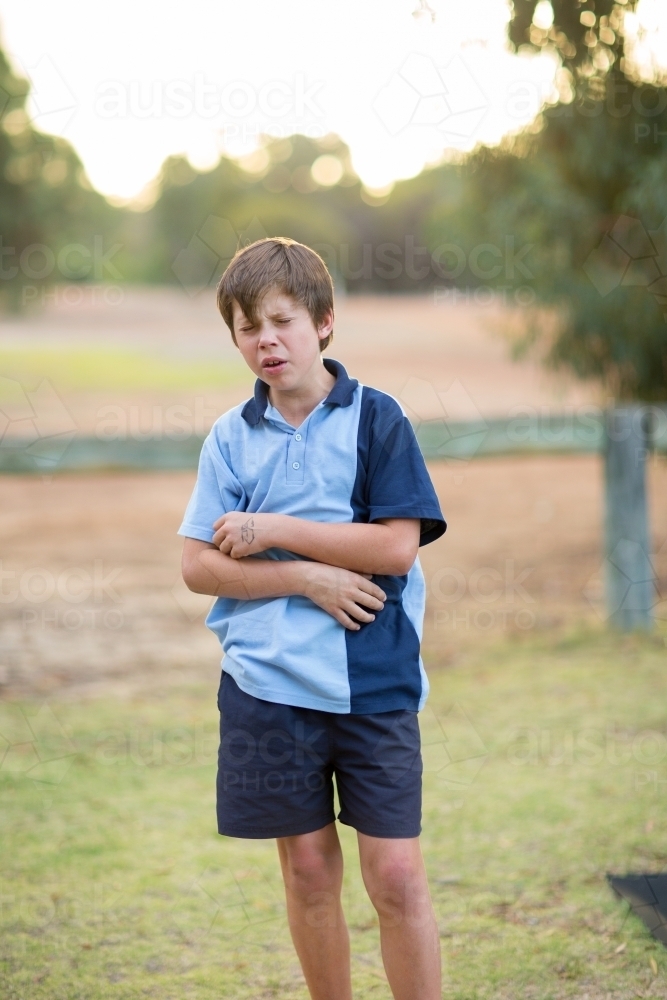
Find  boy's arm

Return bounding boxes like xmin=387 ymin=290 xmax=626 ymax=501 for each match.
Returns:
xmin=181 ymin=538 xmax=387 ymax=631
xmin=212 ymin=513 xmax=421 ymax=576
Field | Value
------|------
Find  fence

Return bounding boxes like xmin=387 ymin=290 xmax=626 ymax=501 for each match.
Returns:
xmin=1 ymin=410 xmax=666 ymax=473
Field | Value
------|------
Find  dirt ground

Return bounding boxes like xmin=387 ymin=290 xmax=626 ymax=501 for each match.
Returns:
xmin=1 ymin=289 xmax=665 ymax=700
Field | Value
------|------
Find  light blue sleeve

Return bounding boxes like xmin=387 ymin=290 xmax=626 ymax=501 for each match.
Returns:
xmin=177 ymin=431 xmax=247 ymax=543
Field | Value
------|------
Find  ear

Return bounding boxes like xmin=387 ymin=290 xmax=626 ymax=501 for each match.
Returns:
xmin=317 ymin=309 xmax=334 ymax=341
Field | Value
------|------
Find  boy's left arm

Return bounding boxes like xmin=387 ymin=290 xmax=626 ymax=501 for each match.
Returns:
xmin=212 ymin=512 xmax=420 ymax=576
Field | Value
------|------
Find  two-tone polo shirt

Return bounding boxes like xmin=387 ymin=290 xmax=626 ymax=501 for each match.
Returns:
xmin=177 ymin=358 xmax=446 ymax=714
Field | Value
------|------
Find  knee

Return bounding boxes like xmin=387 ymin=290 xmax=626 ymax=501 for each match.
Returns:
xmin=282 ymin=845 xmax=339 ymax=898
xmin=363 ymin=854 xmax=424 ymax=913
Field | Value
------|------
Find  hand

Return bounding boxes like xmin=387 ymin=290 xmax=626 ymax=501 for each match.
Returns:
xmin=212 ymin=511 xmax=278 ymax=558
xmin=299 ymin=563 xmax=386 ymax=630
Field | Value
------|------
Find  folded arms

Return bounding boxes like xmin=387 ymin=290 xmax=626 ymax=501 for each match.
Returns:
xmin=181 ymin=514 xmax=420 ymax=630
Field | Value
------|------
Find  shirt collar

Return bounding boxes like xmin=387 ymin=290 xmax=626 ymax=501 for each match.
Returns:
xmin=241 ymin=357 xmax=358 ymax=426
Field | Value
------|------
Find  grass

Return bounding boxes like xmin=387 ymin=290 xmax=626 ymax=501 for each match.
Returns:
xmin=2 ymin=626 xmax=667 ymax=999
xmin=0 ymin=347 xmax=250 ymax=392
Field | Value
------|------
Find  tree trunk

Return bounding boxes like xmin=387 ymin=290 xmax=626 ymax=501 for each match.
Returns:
xmin=603 ymin=406 xmax=654 ymax=630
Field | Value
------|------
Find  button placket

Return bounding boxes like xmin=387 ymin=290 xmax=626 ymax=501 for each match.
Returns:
xmin=286 ymin=423 xmax=307 ymax=484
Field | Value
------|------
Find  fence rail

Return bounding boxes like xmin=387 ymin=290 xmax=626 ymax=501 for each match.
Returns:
xmin=1 ymin=410 xmax=666 ymax=473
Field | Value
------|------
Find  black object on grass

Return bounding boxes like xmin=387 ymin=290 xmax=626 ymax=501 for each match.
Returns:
xmin=607 ymin=874 xmax=667 ymax=946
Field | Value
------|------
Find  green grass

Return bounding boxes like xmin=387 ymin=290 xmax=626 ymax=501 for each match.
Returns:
xmin=2 ymin=627 xmax=667 ymax=999
xmin=0 ymin=347 xmax=250 ymax=392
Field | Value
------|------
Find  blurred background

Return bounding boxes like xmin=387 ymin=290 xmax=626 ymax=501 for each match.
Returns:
xmin=1 ymin=2 xmax=667 ymax=998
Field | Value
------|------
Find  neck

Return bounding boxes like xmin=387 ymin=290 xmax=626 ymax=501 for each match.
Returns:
xmin=268 ymin=359 xmax=336 ymax=427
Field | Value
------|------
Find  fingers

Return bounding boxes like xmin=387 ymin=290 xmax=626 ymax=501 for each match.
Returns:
xmin=355 ymin=576 xmax=386 ymax=601
xmin=345 ymin=602 xmax=376 ymax=624
xmin=335 ymin=610 xmax=362 ymax=630
xmin=213 ymin=527 xmax=242 ymax=556
xmin=335 ymin=607 xmax=374 ymax=630
xmin=353 ymin=591 xmax=384 ymax=611
xmin=351 ymin=581 xmax=385 ymax=610
xmin=212 ymin=526 xmax=230 ymax=549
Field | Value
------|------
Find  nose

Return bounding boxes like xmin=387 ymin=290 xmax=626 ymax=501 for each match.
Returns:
xmin=257 ymin=322 xmax=279 ymax=347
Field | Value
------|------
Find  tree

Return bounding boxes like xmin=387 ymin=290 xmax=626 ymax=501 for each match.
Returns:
xmin=513 ymin=0 xmax=667 ymax=402
xmin=0 ymin=37 xmax=119 ymax=309
xmin=422 ymin=2 xmax=665 ymax=627
xmin=502 ymin=1 xmax=666 ymax=627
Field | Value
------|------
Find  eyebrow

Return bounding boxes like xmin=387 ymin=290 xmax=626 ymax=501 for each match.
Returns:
xmin=234 ymin=300 xmax=299 ymax=328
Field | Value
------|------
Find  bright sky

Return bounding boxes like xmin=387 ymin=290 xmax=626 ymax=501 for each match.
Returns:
xmin=0 ymin=0 xmax=665 ymax=202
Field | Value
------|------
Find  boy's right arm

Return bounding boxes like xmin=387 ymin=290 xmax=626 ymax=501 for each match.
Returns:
xmin=181 ymin=538 xmax=386 ymax=630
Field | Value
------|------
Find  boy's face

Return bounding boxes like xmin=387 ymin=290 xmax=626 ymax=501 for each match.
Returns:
xmin=232 ymin=288 xmax=333 ymax=391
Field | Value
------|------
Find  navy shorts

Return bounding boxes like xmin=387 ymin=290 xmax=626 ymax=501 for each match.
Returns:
xmin=216 ymin=671 xmax=423 ymax=839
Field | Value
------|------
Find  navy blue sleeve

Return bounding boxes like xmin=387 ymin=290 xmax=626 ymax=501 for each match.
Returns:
xmin=352 ymin=388 xmax=446 ymax=546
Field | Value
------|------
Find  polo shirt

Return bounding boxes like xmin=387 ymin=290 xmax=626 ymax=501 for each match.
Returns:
xmin=177 ymin=358 xmax=446 ymax=714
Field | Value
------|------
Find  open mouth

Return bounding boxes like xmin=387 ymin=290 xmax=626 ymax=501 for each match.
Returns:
xmin=262 ymin=358 xmax=287 ymax=373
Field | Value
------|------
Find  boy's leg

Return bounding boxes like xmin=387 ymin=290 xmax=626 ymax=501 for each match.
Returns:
xmin=276 ymin=821 xmax=352 ymax=1000
xmin=357 ymin=832 xmax=441 ymax=1000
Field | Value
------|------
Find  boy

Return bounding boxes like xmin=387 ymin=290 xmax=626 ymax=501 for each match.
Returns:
xmin=179 ymin=237 xmax=446 ymax=1000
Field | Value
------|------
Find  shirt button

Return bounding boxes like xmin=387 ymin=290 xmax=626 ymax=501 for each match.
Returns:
xmin=294 ymin=433 xmax=302 ymax=441
xmin=292 ymin=461 xmax=300 ymax=470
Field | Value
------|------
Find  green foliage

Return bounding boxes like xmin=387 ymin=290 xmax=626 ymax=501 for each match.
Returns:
xmin=422 ymin=0 xmax=667 ymax=401
xmin=506 ymin=1 xmax=667 ymax=400
xmin=425 ymin=93 xmax=667 ymax=400
xmin=0 ymin=46 xmax=121 ymax=309
xmin=509 ymin=0 xmax=630 ymax=77
xmin=127 ymin=133 xmax=462 ymax=294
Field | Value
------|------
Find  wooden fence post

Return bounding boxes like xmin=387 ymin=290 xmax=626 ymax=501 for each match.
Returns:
xmin=603 ymin=406 xmax=654 ymax=630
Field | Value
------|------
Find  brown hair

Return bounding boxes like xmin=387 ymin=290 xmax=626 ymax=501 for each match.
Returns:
xmin=216 ymin=237 xmax=334 ymax=352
